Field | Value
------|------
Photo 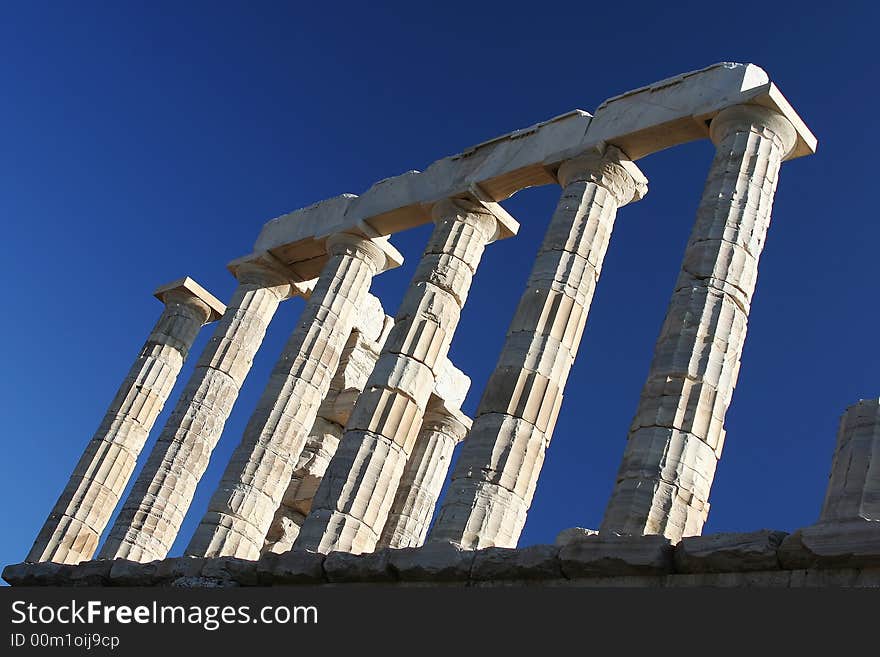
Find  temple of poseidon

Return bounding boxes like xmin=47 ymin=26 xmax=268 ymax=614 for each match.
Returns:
xmin=6 ymin=62 xmax=880 ymax=587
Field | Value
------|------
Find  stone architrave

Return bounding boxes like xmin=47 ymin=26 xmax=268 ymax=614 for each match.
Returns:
xmin=26 ymin=278 xmax=224 ymax=564
xmin=295 ymin=197 xmax=516 ymax=554
xmin=377 ymin=397 xmax=471 ymax=549
xmin=100 ymin=258 xmax=299 ymax=562
xmin=600 ymin=105 xmax=798 ymax=542
xmin=186 ymin=235 xmax=400 ymax=560
xmin=430 ymin=146 xmax=647 ymax=549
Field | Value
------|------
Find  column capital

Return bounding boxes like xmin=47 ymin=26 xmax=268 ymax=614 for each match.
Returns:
xmin=557 ymin=145 xmax=648 ymax=206
xmin=226 ymin=251 xmax=307 ymax=298
xmin=431 ymin=197 xmax=497 ymax=242
xmin=326 ymin=233 xmax=404 ymax=273
xmin=153 ymin=276 xmax=226 ymax=323
xmin=431 ymin=183 xmax=519 ymax=243
xmin=709 ymin=104 xmax=798 ymax=158
xmin=422 ymin=398 xmax=472 ymax=444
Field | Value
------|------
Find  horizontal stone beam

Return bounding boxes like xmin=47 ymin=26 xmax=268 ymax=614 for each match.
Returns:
xmin=228 ymin=236 xmax=404 ymax=295
xmin=249 ymin=62 xmax=815 ymax=274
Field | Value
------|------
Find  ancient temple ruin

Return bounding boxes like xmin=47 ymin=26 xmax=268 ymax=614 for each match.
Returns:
xmin=7 ymin=62 xmax=880 ymax=587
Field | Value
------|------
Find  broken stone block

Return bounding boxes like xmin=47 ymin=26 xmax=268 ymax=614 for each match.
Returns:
xmin=555 ymin=527 xmax=598 ymax=546
xmin=200 ymin=556 xmax=259 ymax=586
xmin=108 ymin=559 xmax=160 ymax=586
xmin=559 ymin=534 xmax=673 ymax=578
xmin=674 ymin=530 xmax=787 ymax=573
xmin=2 ymin=562 xmax=76 ymax=586
xmin=269 ymin=550 xmax=325 ymax=585
xmin=387 ymin=542 xmax=475 ymax=582
xmin=154 ymin=556 xmax=208 ymax=585
xmin=471 ymin=544 xmax=562 ymax=581
xmin=778 ymin=521 xmax=880 ymax=569
xmin=70 ymin=559 xmax=114 ymax=586
xmin=323 ymin=548 xmax=395 ymax=583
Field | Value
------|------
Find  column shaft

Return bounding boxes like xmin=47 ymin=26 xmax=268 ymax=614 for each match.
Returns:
xmin=27 ymin=280 xmax=221 ymax=564
xmin=295 ymin=199 xmax=500 ymax=554
xmin=186 ymin=234 xmax=389 ymax=559
xmin=262 ymin=325 xmax=387 ymax=555
xmin=430 ymin=147 xmax=646 ymax=549
xmin=377 ymin=399 xmax=470 ymax=548
xmin=820 ymin=399 xmax=880 ymax=523
xmin=601 ymin=105 xmax=798 ymax=541
xmin=100 ymin=264 xmax=293 ymax=561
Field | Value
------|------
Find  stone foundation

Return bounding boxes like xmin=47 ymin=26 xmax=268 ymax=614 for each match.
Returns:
xmin=6 ymin=527 xmax=879 ymax=587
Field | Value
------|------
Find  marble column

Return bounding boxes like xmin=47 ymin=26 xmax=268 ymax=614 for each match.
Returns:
xmin=820 ymin=399 xmax=880 ymax=523
xmin=295 ymin=198 xmax=511 ymax=554
xmin=186 ymin=234 xmax=397 ymax=559
xmin=100 ymin=258 xmax=296 ymax=562
xmin=430 ymin=146 xmax=647 ymax=549
xmin=262 ymin=324 xmax=389 ymax=555
xmin=601 ymin=105 xmax=798 ymax=542
xmin=378 ymin=397 xmax=470 ymax=549
xmin=26 ymin=278 xmax=224 ymax=564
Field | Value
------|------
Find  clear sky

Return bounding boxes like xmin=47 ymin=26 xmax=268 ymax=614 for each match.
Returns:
xmin=1 ymin=1 xmax=877 ymax=569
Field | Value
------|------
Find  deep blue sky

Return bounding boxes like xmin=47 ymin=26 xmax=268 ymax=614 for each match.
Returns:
xmin=2 ymin=1 xmax=877 ymax=568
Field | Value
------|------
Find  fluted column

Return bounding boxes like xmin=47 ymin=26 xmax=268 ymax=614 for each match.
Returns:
xmin=100 ymin=260 xmax=295 ymax=562
xmin=601 ymin=105 xmax=798 ymax=542
xmin=296 ymin=198 xmax=508 ymax=554
xmin=26 ymin=279 xmax=224 ymax=564
xmin=262 ymin=324 xmax=389 ymax=555
xmin=820 ymin=399 xmax=880 ymax=524
xmin=430 ymin=146 xmax=647 ymax=549
xmin=378 ymin=398 xmax=470 ymax=548
xmin=186 ymin=234 xmax=395 ymax=559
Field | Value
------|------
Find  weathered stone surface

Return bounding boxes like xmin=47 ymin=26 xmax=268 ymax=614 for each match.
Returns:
xmin=379 ymin=399 xmax=471 ymax=549
xmin=559 ymin=534 xmax=674 ymax=577
xmin=108 ymin=559 xmax=160 ymax=586
xmin=256 ymin=550 xmax=325 ymax=585
xmin=555 ymin=527 xmax=599 ymax=546
xmin=28 ymin=279 xmax=222 ymax=565
xmin=69 ymin=559 xmax=113 ymax=586
xmin=820 ymin=399 xmax=880 ymax=523
xmin=154 ymin=556 xmax=209 ymax=585
xmin=472 ymin=544 xmax=562 ymax=581
xmin=602 ymin=105 xmax=799 ymax=542
xmin=199 ymin=556 xmax=258 ymax=586
xmin=188 ymin=234 xmax=393 ymax=561
xmin=297 ymin=199 xmax=505 ymax=554
xmin=674 ymin=530 xmax=787 ymax=573
xmin=432 ymin=148 xmax=646 ymax=549
xmin=387 ymin=542 xmax=475 ymax=582
xmin=102 ymin=260 xmax=296 ymax=563
xmin=9 ymin=64 xmax=823 ymax=590
xmin=779 ymin=522 xmax=880 ymax=569
xmin=254 ymin=64 xmax=813 ymax=270
xmin=323 ymin=548 xmax=395 ymax=583
xmin=2 ymin=561 xmax=76 ymax=586
xmin=352 ymin=293 xmax=391 ymax=345
xmin=433 ymin=358 xmax=470 ymax=409
xmin=262 ymin=301 xmax=393 ymax=556
xmin=255 ymin=551 xmax=281 ymax=584
xmin=264 ymin=319 xmax=471 ymax=555
xmin=7 ymin=536 xmax=880 ymax=587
